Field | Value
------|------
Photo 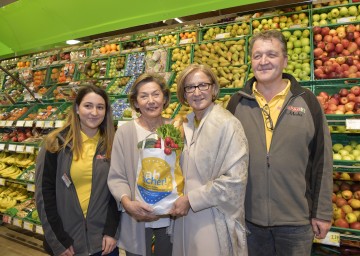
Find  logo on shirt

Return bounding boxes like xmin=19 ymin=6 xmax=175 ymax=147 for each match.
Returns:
xmin=287 ymin=105 xmax=305 ymax=116
xmin=96 ymin=154 xmax=106 ymax=159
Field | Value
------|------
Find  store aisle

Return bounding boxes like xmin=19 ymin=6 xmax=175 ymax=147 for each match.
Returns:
xmin=0 ymin=224 xmax=126 ymax=256
xmin=0 ymin=224 xmax=47 ymax=255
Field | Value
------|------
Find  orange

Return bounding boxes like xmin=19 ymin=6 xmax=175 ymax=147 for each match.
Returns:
xmin=110 ymin=44 xmax=117 ymax=51
xmin=105 ymin=44 xmax=111 ymax=52
xmin=100 ymin=47 xmax=106 ymax=54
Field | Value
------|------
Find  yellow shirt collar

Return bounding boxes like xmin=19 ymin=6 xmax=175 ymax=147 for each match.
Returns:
xmin=80 ymin=130 xmax=100 ymax=143
xmin=252 ymin=79 xmax=291 ymax=98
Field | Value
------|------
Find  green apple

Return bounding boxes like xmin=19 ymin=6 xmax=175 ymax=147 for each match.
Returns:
xmin=337 ymin=126 xmax=347 ymax=133
xmin=291 ymin=53 xmax=299 ymax=61
xmin=333 ymin=143 xmax=344 ymax=152
xmin=320 ymin=13 xmax=328 ymax=20
xmin=313 ymin=21 xmax=320 ymax=26
xmin=346 ymin=212 xmax=358 ymax=224
xmin=282 ymin=31 xmax=291 ymax=39
xmin=339 ymin=7 xmax=349 ymax=17
xmin=342 ymin=204 xmax=353 ymax=213
xmin=261 ymin=19 xmax=268 ymax=25
xmin=293 ymin=30 xmax=302 ymax=38
xmin=300 ymin=38 xmax=310 ymax=47
xmin=348 ymin=6 xmax=358 ymax=16
xmin=352 ymin=149 xmax=360 ymax=157
xmin=302 ymin=29 xmax=310 ymax=38
xmin=302 ymin=45 xmax=311 ymax=54
xmin=313 ymin=14 xmax=320 ymax=22
xmin=344 ymin=145 xmax=353 ymax=152
xmin=293 ymin=40 xmax=302 ymax=48
xmin=319 ymin=20 xmax=328 ymax=26
xmin=343 ymin=155 xmax=354 ymax=161
xmin=286 ymin=63 xmax=295 ymax=71
xmin=331 ymin=8 xmax=340 ymax=18
xmin=288 ymin=35 xmax=297 ymax=42
xmin=301 ymin=18 xmax=309 ymax=25
xmin=287 ymin=41 xmax=294 ymax=50
xmin=350 ymin=199 xmax=360 ymax=210
xmin=339 ymin=149 xmax=350 ymax=156
xmin=298 ymin=52 xmax=308 ymax=60
xmin=293 ymin=47 xmax=302 ymax=54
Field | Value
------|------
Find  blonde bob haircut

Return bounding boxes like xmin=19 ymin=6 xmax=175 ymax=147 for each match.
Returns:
xmin=44 ymin=85 xmax=114 ymax=160
xmin=176 ymin=63 xmax=220 ymax=105
xmin=128 ymin=73 xmax=171 ymax=113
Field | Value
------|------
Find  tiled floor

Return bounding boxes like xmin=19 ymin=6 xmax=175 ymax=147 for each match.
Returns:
xmin=0 ymin=224 xmax=126 ymax=256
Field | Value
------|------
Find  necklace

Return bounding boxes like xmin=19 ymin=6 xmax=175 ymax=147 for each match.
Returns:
xmin=138 ymin=116 xmax=164 ymax=132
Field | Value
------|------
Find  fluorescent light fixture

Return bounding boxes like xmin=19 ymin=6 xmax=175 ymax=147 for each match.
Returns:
xmin=174 ymin=18 xmax=183 ymax=23
xmin=66 ymin=40 xmax=81 ymax=45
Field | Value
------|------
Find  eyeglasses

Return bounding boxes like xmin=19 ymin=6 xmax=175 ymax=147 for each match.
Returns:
xmin=261 ymin=104 xmax=274 ymax=131
xmin=184 ymin=82 xmax=212 ymax=93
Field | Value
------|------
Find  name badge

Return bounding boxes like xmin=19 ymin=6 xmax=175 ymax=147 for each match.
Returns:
xmin=62 ymin=173 xmax=72 ymax=188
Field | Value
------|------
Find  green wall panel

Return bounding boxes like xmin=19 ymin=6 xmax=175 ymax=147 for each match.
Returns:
xmin=0 ymin=0 xmax=267 ymax=58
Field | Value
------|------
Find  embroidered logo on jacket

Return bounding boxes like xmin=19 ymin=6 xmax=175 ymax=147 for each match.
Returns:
xmin=96 ymin=154 xmax=106 ymax=159
xmin=287 ymin=106 xmax=306 ymax=116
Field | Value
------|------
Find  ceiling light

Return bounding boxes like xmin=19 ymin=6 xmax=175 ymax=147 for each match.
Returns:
xmin=66 ymin=40 xmax=81 ymax=45
xmin=174 ymin=18 xmax=183 ymax=23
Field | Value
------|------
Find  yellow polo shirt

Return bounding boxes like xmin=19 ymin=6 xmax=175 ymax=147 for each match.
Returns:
xmin=253 ymin=80 xmax=290 ymax=152
xmin=70 ymin=130 xmax=100 ymax=216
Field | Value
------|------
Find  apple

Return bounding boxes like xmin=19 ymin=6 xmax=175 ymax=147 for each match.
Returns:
xmin=348 ymin=6 xmax=358 ymax=16
xmin=342 ymin=190 xmax=353 ymax=200
xmin=346 ymin=212 xmax=358 ymax=224
xmin=336 ymin=197 xmax=349 ymax=207
xmin=351 ymin=86 xmax=360 ymax=96
xmin=334 ymin=218 xmax=349 ymax=228
xmin=342 ymin=204 xmax=353 ymax=213
xmin=333 ymin=207 xmax=346 ymax=220
xmin=340 ymin=97 xmax=349 ymax=105
xmin=350 ymin=199 xmax=360 ymax=209
xmin=339 ymin=7 xmax=349 ymax=17
xmin=335 ymin=43 xmax=344 ymax=54
xmin=340 ymin=181 xmax=352 ymax=191
xmin=349 ymin=221 xmax=360 ymax=230
xmin=321 ymin=27 xmax=331 ymax=36
xmin=339 ymin=88 xmax=349 ymax=97
xmin=353 ymin=173 xmax=360 ymax=181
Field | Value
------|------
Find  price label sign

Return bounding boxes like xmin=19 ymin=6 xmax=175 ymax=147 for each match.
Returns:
xmin=313 ymin=231 xmax=340 ymax=247
xmin=44 ymin=121 xmax=54 ymax=128
xmin=337 ymin=16 xmax=356 ymax=23
xmin=13 ymin=218 xmax=23 ymax=228
xmin=0 ymin=121 xmax=6 ymax=127
xmin=215 ymin=33 xmax=230 ymax=39
xmin=16 ymin=120 xmax=25 ymax=127
xmin=24 ymin=120 xmax=34 ymax=127
xmin=16 ymin=144 xmax=25 ymax=153
xmin=23 ymin=221 xmax=34 ymax=232
xmin=25 ymin=146 xmax=35 ymax=154
xmin=0 ymin=178 xmax=5 ymax=186
xmin=179 ymin=38 xmax=194 ymax=44
xmin=8 ymin=144 xmax=17 ymax=152
xmin=5 ymin=120 xmax=13 ymax=127
xmin=36 ymin=121 xmax=45 ymax=128
xmin=55 ymin=120 xmax=65 ymax=128
xmin=0 ymin=144 xmax=5 ymax=151
xmin=2 ymin=215 xmax=12 ymax=224
xmin=346 ymin=119 xmax=360 ymax=130
xmin=35 ymin=225 xmax=44 ymax=235
xmin=27 ymin=183 xmax=35 ymax=192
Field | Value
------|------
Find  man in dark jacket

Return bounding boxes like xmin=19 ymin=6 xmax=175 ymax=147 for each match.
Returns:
xmin=227 ymin=30 xmax=333 ymax=256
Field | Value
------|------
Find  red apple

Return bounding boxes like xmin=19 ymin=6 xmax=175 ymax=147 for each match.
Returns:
xmin=317 ymin=41 xmax=326 ymax=50
xmin=336 ymin=197 xmax=349 ymax=207
xmin=334 ymin=218 xmax=349 ymax=228
xmin=335 ymin=44 xmax=344 ymax=54
xmin=355 ymin=37 xmax=360 ymax=47
xmin=347 ymin=93 xmax=356 ymax=102
xmin=314 ymin=34 xmax=322 ymax=42
xmin=332 ymin=36 xmax=340 ymax=45
xmin=350 ymin=222 xmax=360 ymax=230
xmin=347 ymin=24 xmax=356 ymax=33
xmin=314 ymin=48 xmax=324 ymax=58
xmin=348 ymin=42 xmax=358 ymax=53
xmin=341 ymin=39 xmax=350 ymax=48
xmin=351 ymin=86 xmax=360 ymax=96
xmin=328 ymin=97 xmax=339 ymax=105
xmin=321 ymin=27 xmax=330 ymax=36
xmin=313 ymin=26 xmax=322 ymax=35
xmin=341 ymin=181 xmax=352 ymax=191
xmin=339 ymin=88 xmax=349 ymax=97
xmin=324 ymin=35 xmax=333 ymax=43
xmin=314 ymin=59 xmax=323 ymax=68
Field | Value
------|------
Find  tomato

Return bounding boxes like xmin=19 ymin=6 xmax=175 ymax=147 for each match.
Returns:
xmin=164 ymin=147 xmax=172 ymax=155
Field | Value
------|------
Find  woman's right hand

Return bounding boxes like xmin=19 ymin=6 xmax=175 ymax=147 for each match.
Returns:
xmin=59 ymin=245 xmax=75 ymax=256
xmin=122 ymin=196 xmax=159 ymax=222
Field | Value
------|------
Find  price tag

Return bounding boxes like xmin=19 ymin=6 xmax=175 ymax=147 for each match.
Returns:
xmin=36 ymin=121 xmax=45 ymax=128
xmin=27 ymin=183 xmax=35 ymax=192
xmin=44 ymin=121 xmax=54 ymax=128
xmin=0 ymin=144 xmax=5 ymax=150
xmin=35 ymin=225 xmax=44 ymax=235
xmin=0 ymin=178 xmax=5 ymax=186
xmin=25 ymin=146 xmax=35 ymax=154
xmin=313 ymin=231 xmax=340 ymax=247
xmin=179 ymin=38 xmax=194 ymax=44
xmin=13 ymin=218 xmax=23 ymax=228
xmin=346 ymin=119 xmax=360 ymax=130
xmin=16 ymin=144 xmax=25 ymax=152
xmin=215 ymin=33 xmax=230 ymax=39
xmin=23 ymin=221 xmax=34 ymax=232
xmin=289 ymin=24 xmax=303 ymax=29
xmin=2 ymin=215 xmax=12 ymax=224
xmin=55 ymin=120 xmax=65 ymax=128
xmin=5 ymin=120 xmax=13 ymax=127
xmin=24 ymin=120 xmax=33 ymax=127
xmin=337 ymin=16 xmax=356 ymax=23
xmin=16 ymin=120 xmax=25 ymax=127
xmin=0 ymin=121 xmax=6 ymax=127
xmin=117 ymin=121 xmax=128 ymax=128
xmin=8 ymin=144 xmax=17 ymax=152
